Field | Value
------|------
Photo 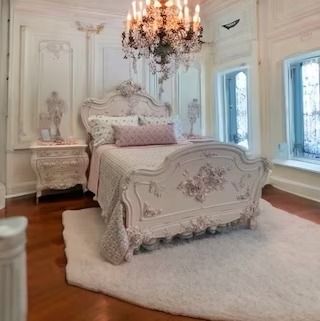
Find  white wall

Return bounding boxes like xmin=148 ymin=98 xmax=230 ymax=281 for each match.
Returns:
xmin=5 ymin=0 xmax=202 ymax=197
xmin=202 ymin=0 xmax=320 ymax=201
xmin=259 ymin=0 xmax=320 ymax=201
xmin=7 ymin=0 xmax=320 ymax=201
xmin=6 ymin=1 xmax=146 ymax=196
xmin=202 ymin=0 xmax=261 ymax=155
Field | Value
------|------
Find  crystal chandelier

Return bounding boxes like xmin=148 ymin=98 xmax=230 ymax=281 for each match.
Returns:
xmin=122 ymin=0 xmax=203 ymax=88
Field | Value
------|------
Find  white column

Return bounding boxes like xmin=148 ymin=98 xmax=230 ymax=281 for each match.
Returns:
xmin=0 ymin=217 xmax=28 ymax=321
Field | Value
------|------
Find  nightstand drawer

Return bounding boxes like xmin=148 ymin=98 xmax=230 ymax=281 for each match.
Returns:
xmin=30 ymin=141 xmax=89 ymax=201
xmin=36 ymin=158 xmax=86 ymax=183
xmin=35 ymin=149 xmax=85 ymax=158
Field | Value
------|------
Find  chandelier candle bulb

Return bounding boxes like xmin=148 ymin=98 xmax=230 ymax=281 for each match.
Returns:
xmin=126 ymin=13 xmax=132 ymax=31
xmin=184 ymin=6 xmax=189 ymax=19
xmin=193 ymin=15 xmax=198 ymax=30
xmin=184 ymin=6 xmax=190 ymax=26
xmin=132 ymin=1 xmax=137 ymax=19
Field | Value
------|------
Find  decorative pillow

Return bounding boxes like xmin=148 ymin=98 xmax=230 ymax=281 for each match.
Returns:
xmin=139 ymin=115 xmax=184 ymax=139
xmin=113 ymin=124 xmax=177 ymax=147
xmin=88 ymin=115 xmax=139 ymax=147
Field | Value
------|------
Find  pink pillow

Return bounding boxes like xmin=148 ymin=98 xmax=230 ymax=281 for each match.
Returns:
xmin=112 ymin=124 xmax=177 ymax=147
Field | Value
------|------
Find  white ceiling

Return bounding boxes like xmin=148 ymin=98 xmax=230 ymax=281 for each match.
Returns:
xmin=17 ymin=0 xmax=209 ymax=16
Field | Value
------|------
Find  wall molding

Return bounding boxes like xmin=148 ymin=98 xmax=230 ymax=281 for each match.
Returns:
xmin=0 ymin=0 xmax=10 ymax=188
xmin=6 ymin=4 xmax=193 ymax=196
xmin=270 ymin=175 xmax=320 ymax=203
xmin=14 ymin=0 xmax=125 ymax=24
xmin=267 ymin=0 xmax=320 ymax=31
xmin=202 ymin=0 xmax=243 ymax=17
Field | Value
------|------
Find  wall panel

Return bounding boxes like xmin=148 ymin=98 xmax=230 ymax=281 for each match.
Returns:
xmin=6 ymin=1 xmax=184 ymax=196
xmin=6 ymin=6 xmax=135 ymax=195
xmin=259 ymin=0 xmax=320 ymax=201
xmin=202 ymin=0 xmax=261 ymax=154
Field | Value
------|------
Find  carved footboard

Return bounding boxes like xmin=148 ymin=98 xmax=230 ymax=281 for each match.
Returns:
xmin=121 ymin=143 xmax=271 ymax=257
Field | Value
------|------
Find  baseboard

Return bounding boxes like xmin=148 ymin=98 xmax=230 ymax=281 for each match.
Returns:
xmin=269 ymin=176 xmax=320 ymax=203
xmin=6 ymin=190 xmax=36 ymax=199
xmin=6 ymin=181 xmax=36 ymax=199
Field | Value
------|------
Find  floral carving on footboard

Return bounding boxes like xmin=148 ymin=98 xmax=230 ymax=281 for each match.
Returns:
xmin=177 ymin=164 xmax=228 ymax=202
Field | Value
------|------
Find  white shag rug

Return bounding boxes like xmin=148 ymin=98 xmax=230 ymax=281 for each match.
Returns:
xmin=62 ymin=200 xmax=320 ymax=321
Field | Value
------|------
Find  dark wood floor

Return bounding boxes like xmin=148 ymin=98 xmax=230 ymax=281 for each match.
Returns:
xmin=1 ymin=185 xmax=319 ymax=321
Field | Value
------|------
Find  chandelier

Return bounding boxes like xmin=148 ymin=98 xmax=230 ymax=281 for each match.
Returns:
xmin=122 ymin=0 xmax=203 ymax=88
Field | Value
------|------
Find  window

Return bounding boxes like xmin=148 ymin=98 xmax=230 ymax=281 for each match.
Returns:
xmin=224 ymin=69 xmax=249 ymax=149
xmin=288 ymin=54 xmax=320 ymax=162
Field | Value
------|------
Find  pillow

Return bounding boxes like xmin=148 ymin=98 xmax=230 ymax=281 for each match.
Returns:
xmin=113 ymin=124 xmax=177 ymax=147
xmin=139 ymin=115 xmax=184 ymax=140
xmin=88 ymin=115 xmax=139 ymax=147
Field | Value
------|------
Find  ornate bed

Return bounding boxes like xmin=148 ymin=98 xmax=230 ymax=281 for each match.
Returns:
xmin=81 ymin=81 xmax=271 ymax=265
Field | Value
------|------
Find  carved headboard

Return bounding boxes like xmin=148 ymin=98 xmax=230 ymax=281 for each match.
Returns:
xmin=81 ymin=80 xmax=172 ymax=132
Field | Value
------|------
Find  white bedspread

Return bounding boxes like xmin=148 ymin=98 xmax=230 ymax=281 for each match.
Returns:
xmin=88 ymin=142 xmax=191 ymax=264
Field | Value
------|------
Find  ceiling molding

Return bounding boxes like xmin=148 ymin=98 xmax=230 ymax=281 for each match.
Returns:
xmin=14 ymin=0 xmax=126 ymax=22
xmin=201 ymin=0 xmax=243 ymax=18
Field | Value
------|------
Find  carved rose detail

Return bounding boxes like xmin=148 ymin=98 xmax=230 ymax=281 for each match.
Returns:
xmin=126 ymin=227 xmax=153 ymax=250
xmin=116 ymin=80 xmax=145 ymax=97
xmin=148 ymin=181 xmax=164 ymax=198
xmin=240 ymin=202 xmax=259 ymax=221
xmin=231 ymin=173 xmax=252 ymax=200
xmin=177 ymin=164 xmax=228 ymax=202
xmin=143 ymin=203 xmax=162 ymax=218
xmin=181 ymin=216 xmax=217 ymax=234
xmin=203 ymin=151 xmax=218 ymax=158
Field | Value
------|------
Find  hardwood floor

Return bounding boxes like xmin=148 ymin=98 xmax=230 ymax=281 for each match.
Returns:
xmin=1 ymin=185 xmax=319 ymax=321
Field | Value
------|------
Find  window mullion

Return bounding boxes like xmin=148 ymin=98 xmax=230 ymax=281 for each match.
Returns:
xmin=291 ymin=63 xmax=304 ymax=156
xmin=226 ymin=74 xmax=237 ymax=143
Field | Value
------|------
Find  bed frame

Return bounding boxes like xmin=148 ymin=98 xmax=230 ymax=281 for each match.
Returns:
xmin=81 ymin=80 xmax=271 ymax=262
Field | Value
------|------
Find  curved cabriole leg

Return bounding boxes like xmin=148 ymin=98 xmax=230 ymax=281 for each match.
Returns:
xmin=124 ymin=247 xmax=135 ymax=262
xmin=248 ymin=216 xmax=258 ymax=230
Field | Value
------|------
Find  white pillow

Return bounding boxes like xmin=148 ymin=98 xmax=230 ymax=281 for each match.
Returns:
xmin=88 ymin=115 xmax=139 ymax=147
xmin=139 ymin=115 xmax=184 ymax=140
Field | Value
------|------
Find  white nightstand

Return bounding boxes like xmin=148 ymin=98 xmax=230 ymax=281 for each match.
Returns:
xmin=30 ymin=141 xmax=89 ymax=203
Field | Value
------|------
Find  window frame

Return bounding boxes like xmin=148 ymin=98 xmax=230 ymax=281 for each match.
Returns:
xmin=284 ymin=50 xmax=320 ymax=165
xmin=216 ymin=65 xmax=251 ymax=150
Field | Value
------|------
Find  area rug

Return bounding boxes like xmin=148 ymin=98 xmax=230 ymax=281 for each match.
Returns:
xmin=62 ymin=200 xmax=320 ymax=321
